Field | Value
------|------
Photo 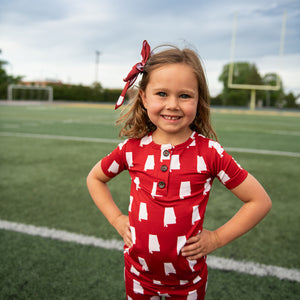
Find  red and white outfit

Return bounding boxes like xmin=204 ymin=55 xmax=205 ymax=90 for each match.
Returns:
xmin=101 ymin=132 xmax=248 ymax=299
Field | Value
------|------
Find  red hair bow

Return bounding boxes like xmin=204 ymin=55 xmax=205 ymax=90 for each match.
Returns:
xmin=115 ymin=40 xmax=151 ymax=109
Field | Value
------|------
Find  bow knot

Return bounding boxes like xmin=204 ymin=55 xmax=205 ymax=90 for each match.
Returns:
xmin=115 ymin=40 xmax=151 ymax=109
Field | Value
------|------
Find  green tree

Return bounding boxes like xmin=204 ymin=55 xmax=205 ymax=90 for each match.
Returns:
xmin=261 ymin=73 xmax=284 ymax=107
xmin=218 ymin=62 xmax=262 ymax=106
xmin=219 ymin=62 xmax=262 ymax=89
xmin=283 ymin=92 xmax=298 ymax=108
xmin=218 ymin=62 xmax=287 ymax=108
xmin=51 ymin=84 xmax=104 ymax=102
xmin=0 ymin=59 xmax=23 ymax=99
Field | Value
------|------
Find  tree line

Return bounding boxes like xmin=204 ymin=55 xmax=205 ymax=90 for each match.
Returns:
xmin=0 ymin=58 xmax=298 ymax=108
xmin=211 ymin=62 xmax=298 ymax=108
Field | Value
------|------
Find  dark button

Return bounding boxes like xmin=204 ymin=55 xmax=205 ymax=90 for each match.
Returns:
xmin=158 ymin=181 xmax=166 ymax=189
xmin=163 ymin=150 xmax=170 ymax=157
xmin=161 ymin=165 xmax=168 ymax=172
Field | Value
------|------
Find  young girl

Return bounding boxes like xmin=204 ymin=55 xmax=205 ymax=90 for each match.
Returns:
xmin=87 ymin=40 xmax=272 ymax=299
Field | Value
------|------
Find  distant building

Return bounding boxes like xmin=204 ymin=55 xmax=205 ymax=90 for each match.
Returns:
xmin=20 ymin=79 xmax=63 ymax=86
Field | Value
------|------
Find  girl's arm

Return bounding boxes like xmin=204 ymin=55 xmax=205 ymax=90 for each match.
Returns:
xmin=181 ymin=173 xmax=272 ymax=260
xmin=86 ymin=160 xmax=133 ymax=247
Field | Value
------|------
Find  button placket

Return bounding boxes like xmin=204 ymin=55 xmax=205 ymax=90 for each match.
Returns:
xmin=161 ymin=165 xmax=168 ymax=172
xmin=163 ymin=149 xmax=170 ymax=157
xmin=158 ymin=181 xmax=166 ymax=189
xmin=160 ymin=144 xmax=172 ymax=162
xmin=157 ymin=146 xmax=173 ymax=195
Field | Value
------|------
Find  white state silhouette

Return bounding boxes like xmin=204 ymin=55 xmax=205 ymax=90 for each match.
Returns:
xmin=150 ymin=296 xmax=160 ymax=300
xmin=197 ymin=156 xmax=207 ymax=173
xmin=108 ymin=160 xmax=119 ymax=173
xmin=126 ymin=152 xmax=133 ymax=168
xmin=203 ymin=178 xmax=211 ymax=195
xmin=193 ymin=275 xmax=202 ymax=284
xmin=164 ymin=262 xmax=176 ymax=276
xmin=130 ymin=226 xmax=136 ymax=244
xmin=144 ymin=155 xmax=155 ymax=171
xmin=139 ymin=202 xmax=148 ymax=221
xmin=130 ymin=265 xmax=140 ymax=276
xmin=187 ymin=290 xmax=198 ymax=300
xmin=118 ymin=139 xmax=128 ymax=150
xmin=133 ymin=279 xmax=144 ymax=294
xmin=151 ymin=182 xmax=158 ymax=198
xmin=164 ymin=207 xmax=176 ymax=227
xmin=192 ymin=205 xmax=201 ymax=225
xmin=134 ymin=177 xmax=140 ymax=190
xmin=138 ymin=257 xmax=149 ymax=271
xmin=177 ymin=235 xmax=187 ymax=255
xmin=158 ymin=293 xmax=170 ymax=297
xmin=188 ymin=139 xmax=196 ymax=147
xmin=217 ymin=170 xmax=230 ymax=184
xmin=180 ymin=181 xmax=191 ymax=199
xmin=188 ymin=259 xmax=197 ymax=271
xmin=170 ymin=154 xmax=180 ymax=171
xmin=149 ymin=234 xmax=160 ymax=253
xmin=128 ymin=196 xmax=133 ymax=212
xmin=208 ymin=140 xmax=224 ymax=157
xmin=140 ymin=135 xmax=152 ymax=147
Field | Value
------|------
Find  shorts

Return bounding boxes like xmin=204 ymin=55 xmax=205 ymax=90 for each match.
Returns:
xmin=125 ymin=267 xmax=208 ymax=300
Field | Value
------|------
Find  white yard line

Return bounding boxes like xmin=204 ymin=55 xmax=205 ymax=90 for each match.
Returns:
xmin=267 ymin=130 xmax=300 ymax=136
xmin=1 ymin=131 xmax=300 ymax=158
xmin=225 ymin=147 xmax=300 ymax=158
xmin=0 ymin=131 xmax=120 ymax=144
xmin=1 ymin=219 xmax=299 ymax=283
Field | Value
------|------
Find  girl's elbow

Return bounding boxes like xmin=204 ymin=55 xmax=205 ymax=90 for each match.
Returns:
xmin=263 ymin=194 xmax=272 ymax=214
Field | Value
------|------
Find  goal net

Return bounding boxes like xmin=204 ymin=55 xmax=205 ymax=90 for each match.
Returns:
xmin=7 ymin=84 xmax=53 ymax=102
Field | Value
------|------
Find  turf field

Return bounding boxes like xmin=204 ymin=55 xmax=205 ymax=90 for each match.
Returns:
xmin=0 ymin=103 xmax=299 ymax=299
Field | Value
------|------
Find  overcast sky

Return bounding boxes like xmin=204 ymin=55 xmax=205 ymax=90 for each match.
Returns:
xmin=0 ymin=0 xmax=299 ymax=96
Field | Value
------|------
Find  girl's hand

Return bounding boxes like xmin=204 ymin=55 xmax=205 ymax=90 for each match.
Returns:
xmin=112 ymin=214 xmax=133 ymax=247
xmin=181 ymin=229 xmax=220 ymax=260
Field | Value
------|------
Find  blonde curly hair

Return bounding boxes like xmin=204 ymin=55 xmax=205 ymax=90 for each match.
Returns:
xmin=116 ymin=45 xmax=217 ymax=140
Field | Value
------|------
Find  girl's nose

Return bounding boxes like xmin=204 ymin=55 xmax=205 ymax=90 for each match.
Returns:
xmin=166 ymin=96 xmax=179 ymax=109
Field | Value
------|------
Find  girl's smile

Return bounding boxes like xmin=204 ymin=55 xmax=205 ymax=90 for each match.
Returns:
xmin=161 ymin=114 xmax=183 ymax=122
xmin=140 ymin=63 xmax=198 ymax=145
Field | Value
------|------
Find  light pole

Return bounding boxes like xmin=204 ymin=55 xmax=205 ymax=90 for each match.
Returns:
xmin=95 ymin=50 xmax=101 ymax=84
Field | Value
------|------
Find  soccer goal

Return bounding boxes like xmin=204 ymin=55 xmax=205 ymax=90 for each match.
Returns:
xmin=7 ymin=84 xmax=53 ymax=102
xmin=228 ymin=11 xmax=286 ymax=110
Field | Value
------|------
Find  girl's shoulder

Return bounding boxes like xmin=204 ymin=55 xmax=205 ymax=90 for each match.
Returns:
xmin=117 ymin=133 xmax=153 ymax=151
xmin=192 ymin=133 xmax=225 ymax=158
xmin=194 ymin=132 xmax=221 ymax=147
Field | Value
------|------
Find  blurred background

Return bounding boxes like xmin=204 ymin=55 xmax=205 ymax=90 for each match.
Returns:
xmin=0 ymin=0 xmax=299 ymax=108
xmin=0 ymin=1 xmax=299 ymax=299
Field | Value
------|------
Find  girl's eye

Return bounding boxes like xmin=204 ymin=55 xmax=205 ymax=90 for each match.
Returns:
xmin=180 ymin=94 xmax=191 ymax=99
xmin=157 ymin=92 xmax=167 ymax=97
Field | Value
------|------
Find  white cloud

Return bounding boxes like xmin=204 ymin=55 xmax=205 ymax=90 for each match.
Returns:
xmin=0 ymin=0 xmax=299 ymax=96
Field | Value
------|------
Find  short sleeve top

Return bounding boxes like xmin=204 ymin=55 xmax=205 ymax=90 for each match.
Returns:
xmin=101 ymin=132 xmax=248 ymax=286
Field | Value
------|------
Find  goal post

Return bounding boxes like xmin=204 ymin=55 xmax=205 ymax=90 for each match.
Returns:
xmin=228 ymin=11 xmax=286 ymax=110
xmin=7 ymin=84 xmax=53 ymax=102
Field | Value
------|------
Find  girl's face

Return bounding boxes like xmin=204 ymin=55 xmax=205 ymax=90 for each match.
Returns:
xmin=140 ymin=63 xmax=199 ymax=145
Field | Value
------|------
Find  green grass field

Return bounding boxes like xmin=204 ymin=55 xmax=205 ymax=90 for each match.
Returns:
xmin=0 ymin=103 xmax=300 ymax=299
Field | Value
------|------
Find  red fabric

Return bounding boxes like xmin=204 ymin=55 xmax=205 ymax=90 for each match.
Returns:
xmin=115 ymin=40 xmax=151 ymax=109
xmin=125 ymin=266 xmax=207 ymax=299
xmin=101 ymin=132 xmax=248 ymax=298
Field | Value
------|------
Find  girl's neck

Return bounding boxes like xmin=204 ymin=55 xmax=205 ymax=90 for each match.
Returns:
xmin=152 ymin=128 xmax=193 ymax=146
